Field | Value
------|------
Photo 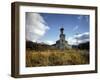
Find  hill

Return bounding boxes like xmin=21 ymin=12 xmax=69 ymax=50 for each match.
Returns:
xmin=72 ymin=42 xmax=89 ymax=51
xmin=26 ymin=41 xmax=57 ymax=51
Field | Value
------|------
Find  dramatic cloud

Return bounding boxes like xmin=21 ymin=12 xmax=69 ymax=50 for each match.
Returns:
xmin=68 ymin=32 xmax=89 ymax=45
xmin=26 ymin=13 xmax=49 ymax=42
xmin=74 ymin=32 xmax=89 ymax=40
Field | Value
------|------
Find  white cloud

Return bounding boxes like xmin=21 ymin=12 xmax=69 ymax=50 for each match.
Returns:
xmin=74 ymin=32 xmax=89 ymax=38
xmin=68 ymin=37 xmax=76 ymax=45
xmin=73 ymin=25 xmax=79 ymax=31
xmin=45 ymin=40 xmax=55 ymax=45
xmin=68 ymin=32 xmax=89 ymax=45
xmin=26 ymin=13 xmax=49 ymax=42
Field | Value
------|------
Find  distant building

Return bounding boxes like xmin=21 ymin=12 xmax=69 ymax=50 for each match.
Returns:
xmin=55 ymin=27 xmax=71 ymax=50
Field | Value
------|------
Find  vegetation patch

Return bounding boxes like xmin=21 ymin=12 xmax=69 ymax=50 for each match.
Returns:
xmin=26 ymin=49 xmax=89 ymax=67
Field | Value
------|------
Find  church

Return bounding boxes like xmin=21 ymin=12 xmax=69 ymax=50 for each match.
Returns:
xmin=54 ymin=27 xmax=71 ymax=50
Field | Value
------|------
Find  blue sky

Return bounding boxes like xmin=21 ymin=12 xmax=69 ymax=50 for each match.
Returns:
xmin=26 ymin=12 xmax=90 ymax=45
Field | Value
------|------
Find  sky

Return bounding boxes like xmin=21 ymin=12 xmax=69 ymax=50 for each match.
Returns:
xmin=25 ymin=12 xmax=90 ymax=45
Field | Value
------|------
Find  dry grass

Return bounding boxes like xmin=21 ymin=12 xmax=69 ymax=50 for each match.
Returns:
xmin=26 ymin=49 xmax=89 ymax=67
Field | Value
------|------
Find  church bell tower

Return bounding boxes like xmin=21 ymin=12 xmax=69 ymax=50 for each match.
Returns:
xmin=60 ymin=27 xmax=65 ymax=41
xmin=55 ymin=26 xmax=69 ymax=50
xmin=59 ymin=27 xmax=66 ymax=50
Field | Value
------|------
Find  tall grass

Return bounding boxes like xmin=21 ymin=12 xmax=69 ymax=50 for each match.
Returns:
xmin=26 ymin=49 xmax=89 ymax=67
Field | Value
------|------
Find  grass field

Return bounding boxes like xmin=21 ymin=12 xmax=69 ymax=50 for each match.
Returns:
xmin=26 ymin=49 xmax=89 ymax=67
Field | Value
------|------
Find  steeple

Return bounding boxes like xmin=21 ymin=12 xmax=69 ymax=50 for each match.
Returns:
xmin=55 ymin=26 xmax=71 ymax=50
xmin=60 ymin=27 xmax=65 ymax=40
xmin=60 ymin=27 xmax=64 ymax=34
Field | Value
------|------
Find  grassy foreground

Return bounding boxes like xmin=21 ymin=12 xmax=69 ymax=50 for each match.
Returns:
xmin=26 ymin=49 xmax=89 ymax=67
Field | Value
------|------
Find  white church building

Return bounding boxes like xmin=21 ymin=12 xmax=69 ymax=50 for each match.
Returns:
xmin=55 ymin=27 xmax=71 ymax=50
